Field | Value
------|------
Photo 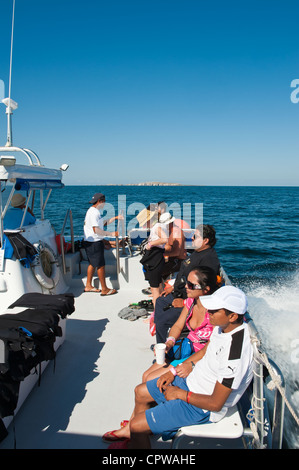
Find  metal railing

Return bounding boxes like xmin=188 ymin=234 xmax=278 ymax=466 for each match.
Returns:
xmin=247 ymin=320 xmax=286 ymax=449
xmin=60 ymin=209 xmax=75 ymax=275
xmin=220 ymin=266 xmax=286 ymax=449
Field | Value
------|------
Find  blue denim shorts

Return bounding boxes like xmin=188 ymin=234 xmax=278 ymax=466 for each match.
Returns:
xmin=145 ymin=376 xmax=210 ymax=437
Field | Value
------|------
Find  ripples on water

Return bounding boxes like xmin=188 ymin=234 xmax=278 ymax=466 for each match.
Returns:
xmin=3 ymin=185 xmax=299 ymax=447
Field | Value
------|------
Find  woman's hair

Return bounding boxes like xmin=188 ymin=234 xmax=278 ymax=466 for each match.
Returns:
xmin=190 ymin=266 xmax=218 ymax=294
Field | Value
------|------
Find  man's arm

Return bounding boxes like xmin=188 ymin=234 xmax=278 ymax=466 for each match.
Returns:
xmin=103 ymin=214 xmax=124 ymax=226
xmin=164 ymin=380 xmax=232 ymax=412
xmin=164 ymin=238 xmax=179 ymax=257
xmin=174 ymin=342 xmax=209 ymax=377
xmin=93 ymin=226 xmax=118 ymax=238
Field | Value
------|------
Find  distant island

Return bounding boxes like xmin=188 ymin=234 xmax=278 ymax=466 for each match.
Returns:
xmin=107 ymin=182 xmax=182 ymax=186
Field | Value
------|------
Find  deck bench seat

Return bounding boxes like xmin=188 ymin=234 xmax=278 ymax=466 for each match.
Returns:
xmin=172 ymin=404 xmax=244 ymax=449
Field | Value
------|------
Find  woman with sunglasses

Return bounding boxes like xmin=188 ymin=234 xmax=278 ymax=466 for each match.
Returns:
xmin=154 ymin=224 xmax=220 ymax=344
xmin=142 ymin=266 xmax=218 ymax=383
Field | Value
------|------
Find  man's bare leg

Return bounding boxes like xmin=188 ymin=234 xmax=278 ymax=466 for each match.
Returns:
xmin=129 ymin=413 xmax=152 ymax=449
xmin=103 ymin=383 xmax=154 ymax=441
xmin=85 ymin=265 xmax=100 ymax=291
xmin=97 ymin=265 xmax=109 ymax=293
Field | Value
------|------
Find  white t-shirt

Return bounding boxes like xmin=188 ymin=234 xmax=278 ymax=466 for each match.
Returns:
xmin=186 ymin=322 xmax=253 ymax=422
xmin=84 ymin=206 xmax=104 ymax=242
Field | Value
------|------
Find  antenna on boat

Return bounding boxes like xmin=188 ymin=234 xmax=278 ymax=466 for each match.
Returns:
xmin=2 ymin=0 xmax=18 ymax=147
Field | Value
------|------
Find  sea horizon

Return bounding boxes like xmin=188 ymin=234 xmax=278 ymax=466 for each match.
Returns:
xmin=64 ymin=184 xmax=299 ymax=187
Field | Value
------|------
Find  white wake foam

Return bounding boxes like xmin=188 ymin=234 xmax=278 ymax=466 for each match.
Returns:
xmin=245 ymin=272 xmax=299 ymax=448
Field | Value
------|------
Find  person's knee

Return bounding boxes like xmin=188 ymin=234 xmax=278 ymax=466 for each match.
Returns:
xmin=142 ymin=370 xmax=148 ymax=383
xmin=134 ymin=383 xmax=149 ymax=403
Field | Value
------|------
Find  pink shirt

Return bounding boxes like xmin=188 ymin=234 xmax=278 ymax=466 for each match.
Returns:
xmin=184 ymin=297 xmax=213 ymax=351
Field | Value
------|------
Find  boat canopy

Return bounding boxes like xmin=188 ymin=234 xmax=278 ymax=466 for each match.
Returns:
xmin=0 ymin=152 xmax=65 ymax=244
xmin=0 ymin=163 xmax=63 ymax=186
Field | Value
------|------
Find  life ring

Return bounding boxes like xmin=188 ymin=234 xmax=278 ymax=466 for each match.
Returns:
xmin=31 ymin=241 xmax=60 ymax=289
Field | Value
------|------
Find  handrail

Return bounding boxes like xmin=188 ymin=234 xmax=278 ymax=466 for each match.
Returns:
xmin=248 ymin=335 xmax=286 ymax=449
xmin=60 ymin=209 xmax=75 ymax=275
xmin=115 ymin=236 xmax=120 ymax=277
xmin=22 ymin=148 xmax=42 ymax=166
xmin=0 ymin=146 xmax=36 ymax=165
xmin=220 ymin=266 xmax=286 ymax=449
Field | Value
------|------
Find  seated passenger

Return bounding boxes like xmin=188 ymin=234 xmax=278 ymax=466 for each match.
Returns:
xmin=161 ymin=217 xmax=186 ymax=280
xmin=143 ymin=267 xmax=217 ymax=383
xmin=103 ymin=286 xmax=253 ymax=449
xmin=3 ymin=193 xmax=36 ymax=230
xmin=140 ymin=212 xmax=173 ymax=307
xmin=102 ymin=267 xmax=218 ymax=443
xmin=154 ymin=224 xmax=220 ymax=344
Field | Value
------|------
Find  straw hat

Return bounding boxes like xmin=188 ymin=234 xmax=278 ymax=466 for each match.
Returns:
xmin=11 ymin=193 xmax=26 ymax=208
xmin=136 ymin=208 xmax=157 ymax=227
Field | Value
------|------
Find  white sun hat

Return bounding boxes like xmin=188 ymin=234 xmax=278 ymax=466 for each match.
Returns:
xmin=159 ymin=212 xmax=175 ymax=225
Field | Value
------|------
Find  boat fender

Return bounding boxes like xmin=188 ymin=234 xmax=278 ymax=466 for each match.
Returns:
xmin=31 ymin=242 xmax=60 ymax=290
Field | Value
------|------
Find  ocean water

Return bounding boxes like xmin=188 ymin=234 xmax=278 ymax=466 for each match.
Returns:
xmin=9 ymin=185 xmax=299 ymax=448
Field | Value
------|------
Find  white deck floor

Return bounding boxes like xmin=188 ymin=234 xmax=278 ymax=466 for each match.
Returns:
xmin=0 ymin=250 xmax=245 ymax=450
xmin=0 ymin=252 xmax=175 ymax=449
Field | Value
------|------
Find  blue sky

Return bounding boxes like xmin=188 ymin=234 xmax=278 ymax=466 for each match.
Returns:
xmin=0 ymin=0 xmax=298 ymax=186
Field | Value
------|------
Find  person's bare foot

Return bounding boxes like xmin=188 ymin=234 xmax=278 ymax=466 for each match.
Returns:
xmin=84 ymin=287 xmax=100 ymax=293
xmin=100 ymin=288 xmax=117 ymax=296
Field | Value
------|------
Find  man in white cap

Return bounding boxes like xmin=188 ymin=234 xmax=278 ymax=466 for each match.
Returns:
xmin=3 ymin=193 xmax=36 ymax=229
xmin=105 ymin=285 xmax=253 ymax=449
xmin=83 ymin=192 xmax=122 ymax=295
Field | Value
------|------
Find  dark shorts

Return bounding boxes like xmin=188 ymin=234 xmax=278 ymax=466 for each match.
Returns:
xmin=145 ymin=259 xmax=165 ymax=288
xmin=145 ymin=376 xmax=210 ymax=437
xmin=84 ymin=240 xmax=105 ymax=268
xmin=142 ymin=247 xmax=165 ymax=288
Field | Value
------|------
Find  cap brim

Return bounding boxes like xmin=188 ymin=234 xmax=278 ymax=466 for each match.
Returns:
xmin=199 ymin=296 xmax=224 ymax=311
xmin=200 ymin=294 xmax=247 ymax=315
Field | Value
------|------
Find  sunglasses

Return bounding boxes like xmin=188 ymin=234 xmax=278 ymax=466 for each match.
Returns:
xmin=186 ymin=280 xmax=203 ymax=290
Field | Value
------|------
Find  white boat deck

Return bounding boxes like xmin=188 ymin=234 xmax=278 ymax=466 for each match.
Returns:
xmin=0 ymin=249 xmax=246 ymax=450
xmin=0 ymin=251 xmax=173 ymax=449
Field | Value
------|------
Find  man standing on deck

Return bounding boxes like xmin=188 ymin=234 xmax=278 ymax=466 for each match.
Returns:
xmin=83 ymin=192 xmax=121 ymax=295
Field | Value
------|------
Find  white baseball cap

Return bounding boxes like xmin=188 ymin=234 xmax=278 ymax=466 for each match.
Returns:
xmin=200 ymin=285 xmax=248 ymax=315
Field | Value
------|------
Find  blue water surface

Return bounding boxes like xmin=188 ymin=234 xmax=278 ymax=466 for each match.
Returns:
xmin=46 ymin=185 xmax=299 ymax=287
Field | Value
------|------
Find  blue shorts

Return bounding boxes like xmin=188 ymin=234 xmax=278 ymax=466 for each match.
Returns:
xmin=145 ymin=376 xmax=210 ymax=437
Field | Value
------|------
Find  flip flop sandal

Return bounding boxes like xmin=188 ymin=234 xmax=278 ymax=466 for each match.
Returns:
xmin=108 ymin=439 xmax=130 ymax=449
xmin=84 ymin=287 xmax=101 ymax=293
xmin=102 ymin=430 xmax=127 ymax=443
xmin=101 ymin=289 xmax=117 ymax=296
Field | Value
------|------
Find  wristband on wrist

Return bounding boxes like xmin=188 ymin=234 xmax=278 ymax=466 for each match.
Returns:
xmin=166 ymin=336 xmax=176 ymax=345
xmin=186 ymin=391 xmax=192 ymax=404
xmin=169 ymin=366 xmax=177 ymax=376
